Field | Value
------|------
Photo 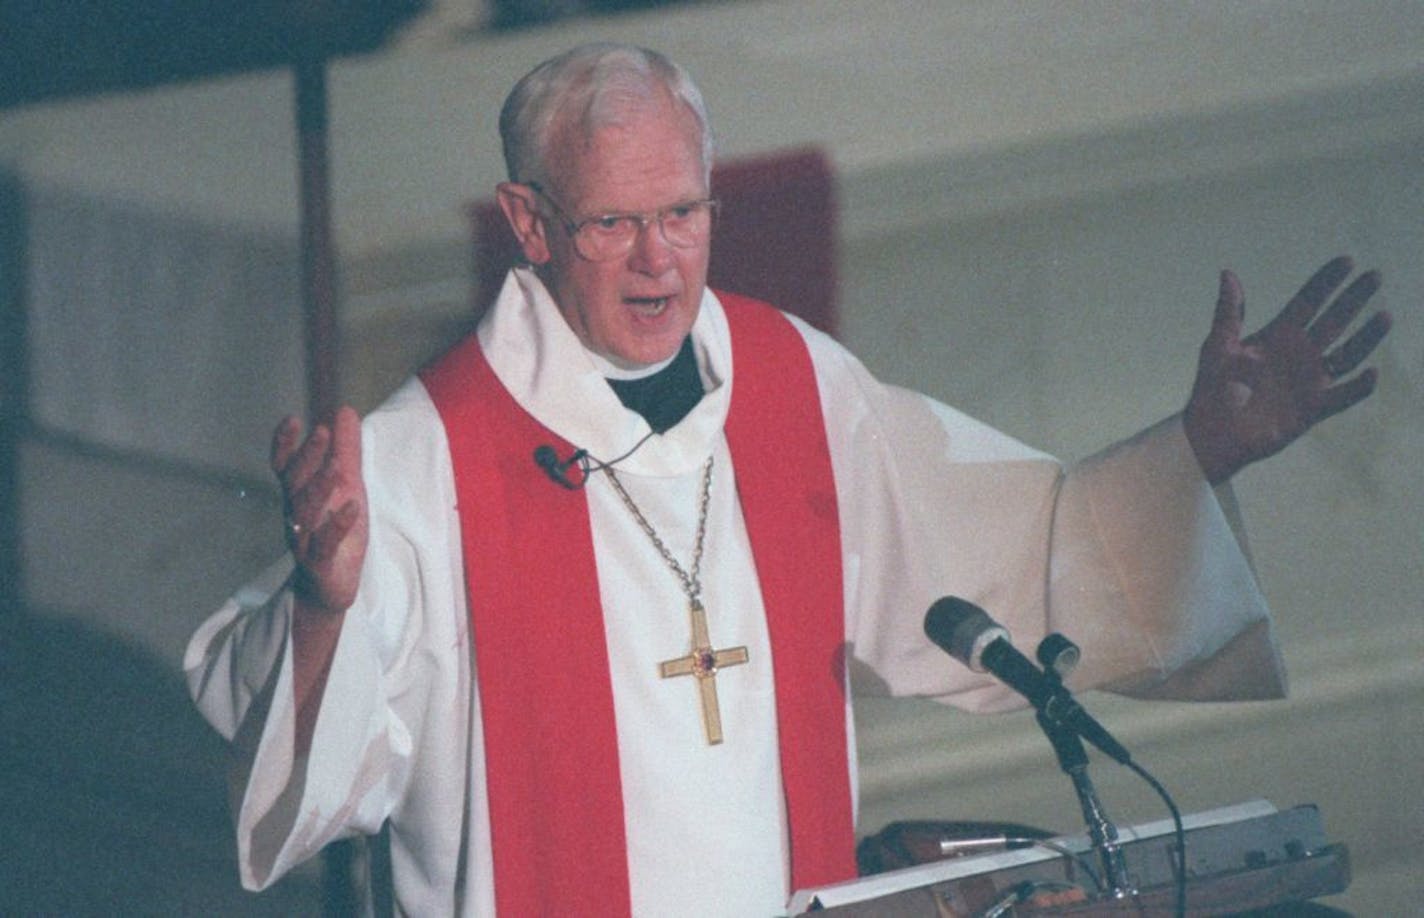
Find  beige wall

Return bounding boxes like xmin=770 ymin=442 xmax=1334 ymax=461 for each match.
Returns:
xmin=842 ymin=138 xmax=1423 ymax=915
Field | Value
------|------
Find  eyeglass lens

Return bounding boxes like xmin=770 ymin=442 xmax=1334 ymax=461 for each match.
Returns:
xmin=575 ymin=202 xmax=715 ymax=260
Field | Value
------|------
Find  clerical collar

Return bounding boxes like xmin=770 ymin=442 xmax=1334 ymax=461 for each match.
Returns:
xmin=589 ymin=345 xmax=679 ymax=380
xmin=605 ymin=337 xmax=705 ymax=433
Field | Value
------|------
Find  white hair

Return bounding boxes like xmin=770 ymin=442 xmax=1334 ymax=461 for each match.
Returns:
xmin=499 ymin=43 xmax=714 ymax=191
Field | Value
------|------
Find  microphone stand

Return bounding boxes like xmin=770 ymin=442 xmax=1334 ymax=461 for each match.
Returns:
xmin=1035 ymin=707 xmax=1134 ymax=899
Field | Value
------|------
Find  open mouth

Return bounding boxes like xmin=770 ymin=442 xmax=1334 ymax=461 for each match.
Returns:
xmin=626 ymin=296 xmax=671 ymax=316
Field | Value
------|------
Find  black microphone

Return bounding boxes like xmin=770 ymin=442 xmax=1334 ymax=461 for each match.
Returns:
xmin=1037 ymin=632 xmax=1081 ymax=682
xmin=924 ymin=597 xmax=1132 ymax=765
xmin=533 ymin=444 xmax=586 ymax=489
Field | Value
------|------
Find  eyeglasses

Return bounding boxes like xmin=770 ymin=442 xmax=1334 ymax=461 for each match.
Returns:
xmin=527 ymin=182 xmax=719 ymax=262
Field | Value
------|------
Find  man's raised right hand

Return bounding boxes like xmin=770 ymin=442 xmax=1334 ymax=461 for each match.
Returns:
xmin=271 ymin=406 xmax=369 ymax=615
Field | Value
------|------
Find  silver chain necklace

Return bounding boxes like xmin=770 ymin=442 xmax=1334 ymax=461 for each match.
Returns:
xmin=603 ymin=455 xmax=749 ymax=745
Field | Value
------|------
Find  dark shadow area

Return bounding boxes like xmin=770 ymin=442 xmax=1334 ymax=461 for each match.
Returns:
xmin=0 ymin=1 xmax=428 ymax=110
xmin=488 ymin=0 xmax=715 ymax=31
xmin=0 ymin=610 xmax=320 ymax=915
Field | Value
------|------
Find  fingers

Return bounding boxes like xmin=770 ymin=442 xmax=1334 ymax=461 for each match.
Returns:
xmin=1273 ymin=255 xmax=1355 ymax=330
xmin=287 ymin=457 xmax=342 ymax=537
xmin=1311 ymin=292 xmax=1390 ymax=424
xmin=270 ymin=415 xmax=304 ymax=475
xmin=275 ymin=420 xmax=331 ymax=497
xmin=1312 ymin=367 xmax=1379 ymax=426
xmin=1308 ymin=269 xmax=1382 ymax=350
xmin=331 ymin=406 xmax=363 ymax=479
xmin=305 ymin=500 xmax=361 ymax=564
xmin=1324 ymin=310 xmax=1393 ymax=379
xmin=273 ymin=407 xmax=362 ymax=551
xmin=1207 ymin=269 xmax=1246 ymax=345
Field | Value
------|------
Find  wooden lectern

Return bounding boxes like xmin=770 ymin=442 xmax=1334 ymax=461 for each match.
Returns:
xmin=790 ymin=800 xmax=1350 ymax=916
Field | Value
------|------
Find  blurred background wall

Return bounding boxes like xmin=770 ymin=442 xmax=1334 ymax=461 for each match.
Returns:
xmin=2 ymin=1 xmax=1420 ymax=913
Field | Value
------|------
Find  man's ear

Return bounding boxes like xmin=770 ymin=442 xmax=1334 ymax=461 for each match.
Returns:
xmin=496 ymin=182 xmax=552 ymax=266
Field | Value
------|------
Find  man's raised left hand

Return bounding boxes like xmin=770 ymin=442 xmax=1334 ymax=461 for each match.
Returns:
xmin=1183 ymin=255 xmax=1394 ymax=485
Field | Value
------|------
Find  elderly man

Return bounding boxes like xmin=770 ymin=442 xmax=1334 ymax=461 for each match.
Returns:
xmin=186 ymin=43 xmax=1391 ymax=915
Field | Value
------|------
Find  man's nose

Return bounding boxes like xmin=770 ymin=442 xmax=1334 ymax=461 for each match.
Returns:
xmin=627 ymin=216 xmax=676 ymax=272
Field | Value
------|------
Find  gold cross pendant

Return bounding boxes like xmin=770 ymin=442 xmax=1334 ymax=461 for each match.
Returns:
xmin=659 ymin=599 xmax=749 ymax=745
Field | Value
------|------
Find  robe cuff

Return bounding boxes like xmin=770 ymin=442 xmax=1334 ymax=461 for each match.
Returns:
xmin=1058 ymin=415 xmax=1286 ymax=701
xmin=209 ymin=566 xmax=405 ymax=890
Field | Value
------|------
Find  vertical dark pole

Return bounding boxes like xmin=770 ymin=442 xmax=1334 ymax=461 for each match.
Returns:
xmin=294 ymin=54 xmax=359 ymax=915
xmin=0 ymin=175 xmax=27 ymax=620
xmin=294 ymin=55 xmax=340 ymax=422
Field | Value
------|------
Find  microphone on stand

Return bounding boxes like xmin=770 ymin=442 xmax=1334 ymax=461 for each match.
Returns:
xmin=923 ymin=596 xmax=1133 ymax=765
xmin=1036 ymin=632 xmax=1081 ymax=682
xmin=925 ymin=596 xmax=1147 ymax=900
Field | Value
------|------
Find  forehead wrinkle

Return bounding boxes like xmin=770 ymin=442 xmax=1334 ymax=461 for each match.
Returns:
xmin=546 ymin=100 xmax=705 ymax=214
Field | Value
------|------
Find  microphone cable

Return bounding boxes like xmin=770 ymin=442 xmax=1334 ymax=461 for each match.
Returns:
xmin=534 ymin=429 xmax=659 ymax=489
xmin=1125 ymin=758 xmax=1187 ymax=918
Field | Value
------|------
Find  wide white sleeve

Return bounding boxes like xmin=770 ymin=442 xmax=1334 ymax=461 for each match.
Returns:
xmin=791 ymin=320 xmax=1285 ymax=712
xmin=183 ymin=379 xmax=473 ymax=892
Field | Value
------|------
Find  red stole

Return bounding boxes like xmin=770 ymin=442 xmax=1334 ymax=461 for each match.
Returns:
xmin=418 ymin=292 xmax=856 ymax=914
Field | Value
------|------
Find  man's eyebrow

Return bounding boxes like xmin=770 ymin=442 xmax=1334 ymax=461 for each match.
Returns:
xmin=589 ymin=196 xmax=709 ymax=214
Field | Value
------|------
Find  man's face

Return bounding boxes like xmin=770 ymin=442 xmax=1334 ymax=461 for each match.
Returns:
xmin=535 ymin=98 xmax=711 ymax=369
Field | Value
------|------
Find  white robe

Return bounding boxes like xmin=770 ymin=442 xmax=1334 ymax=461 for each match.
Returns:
xmin=185 ymin=267 xmax=1284 ymax=916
